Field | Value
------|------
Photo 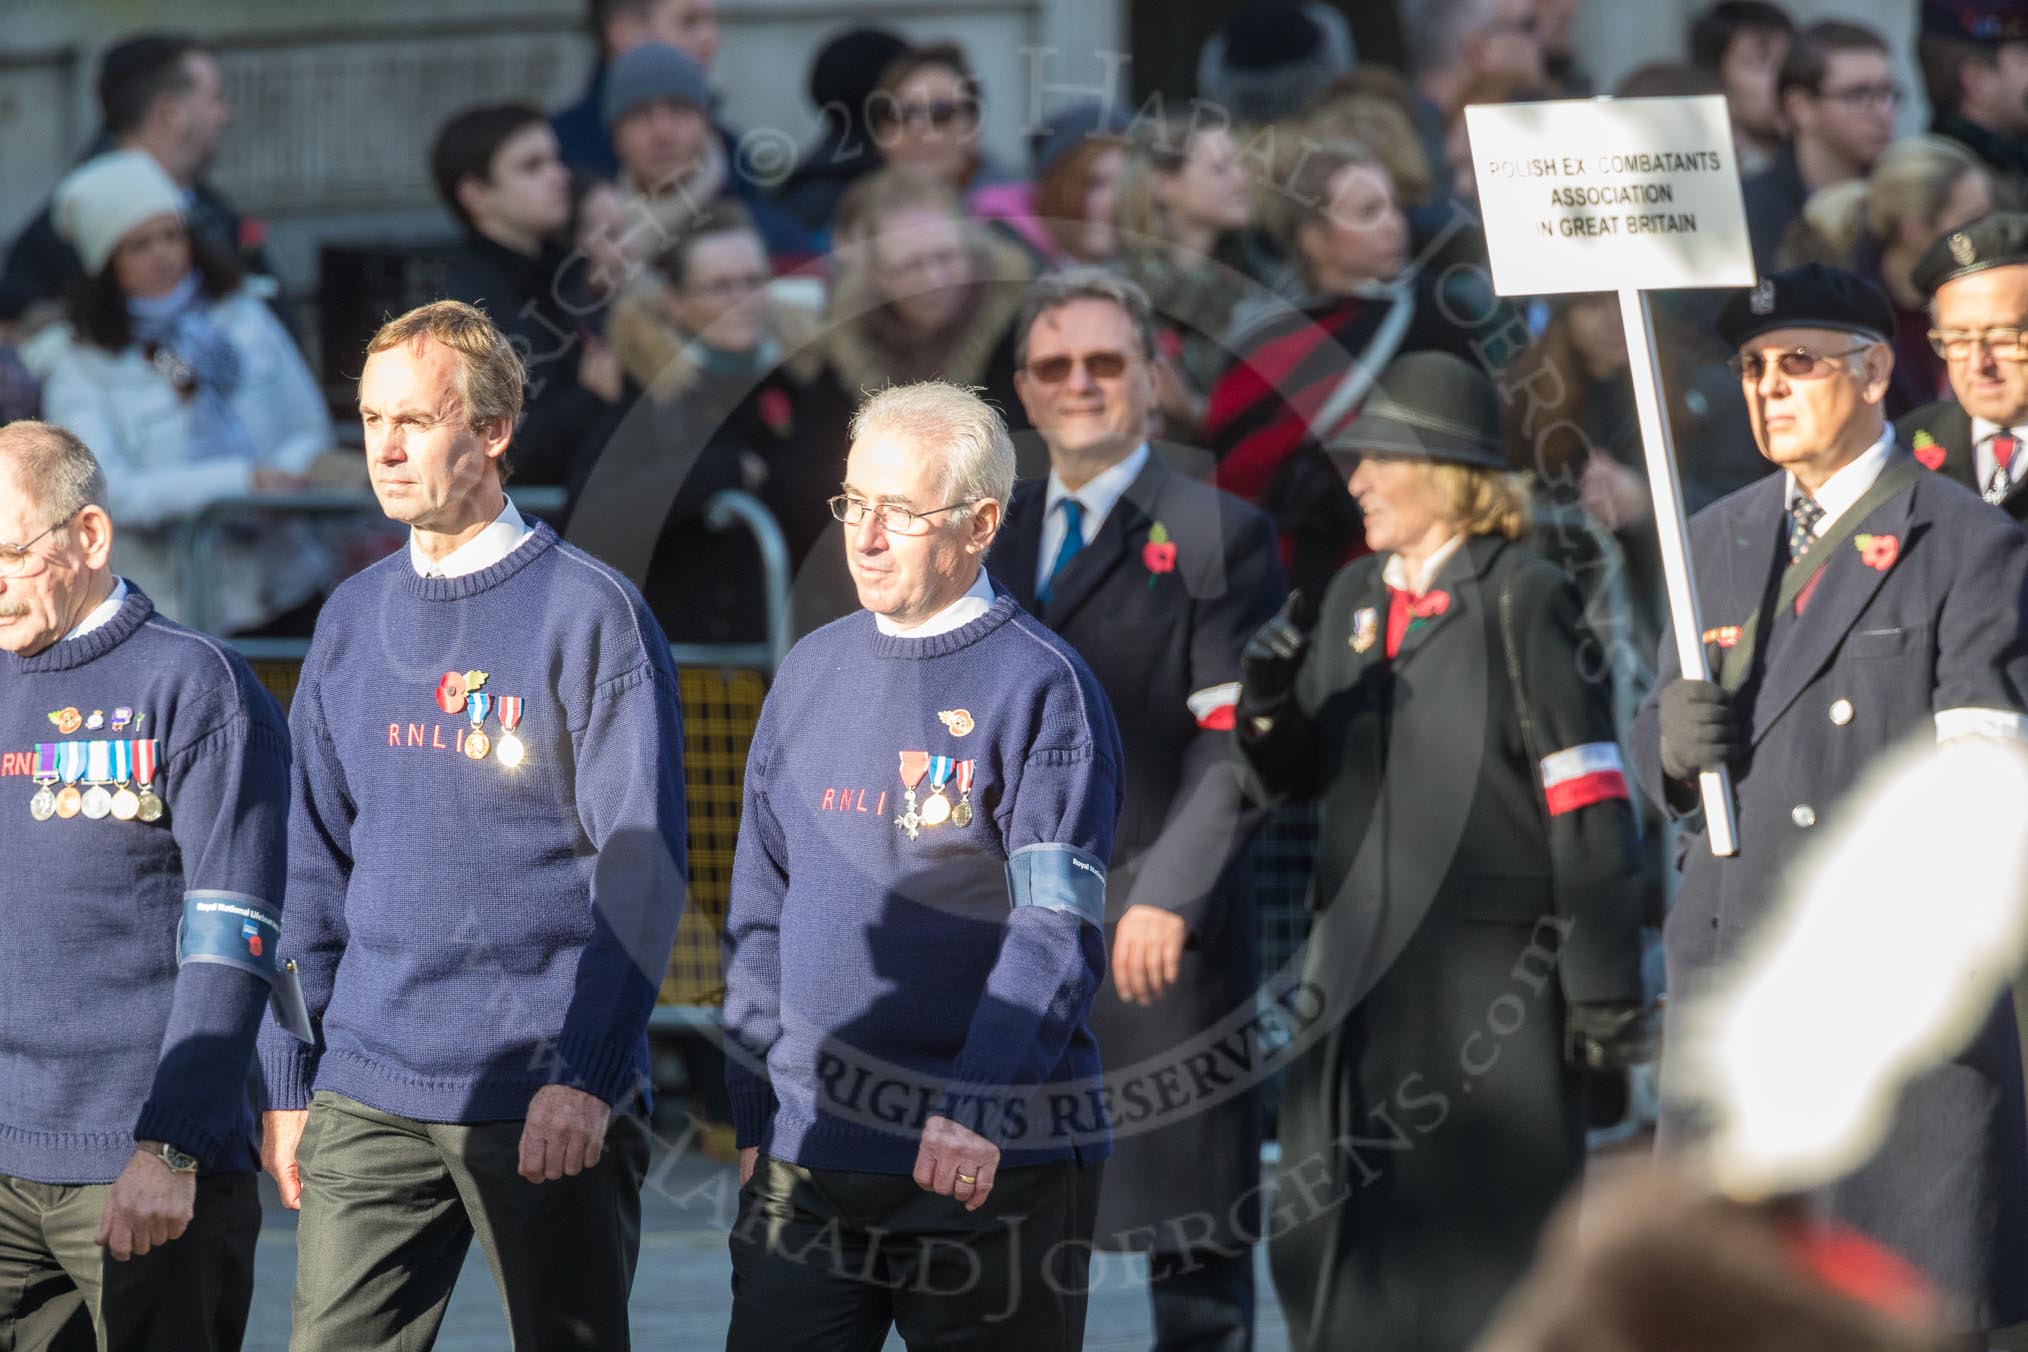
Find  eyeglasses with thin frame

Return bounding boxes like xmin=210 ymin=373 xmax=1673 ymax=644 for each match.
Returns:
xmin=1725 ymin=344 xmax=1872 ymax=381
xmin=1928 ymin=327 xmax=2028 ymax=362
xmin=0 ymin=510 xmax=80 ymax=579
xmin=682 ymin=272 xmax=770 ymax=301
xmin=1023 ymin=350 xmax=1134 ymax=384
xmin=1814 ymin=82 xmax=1904 ymax=109
xmin=828 ymin=494 xmax=977 ymax=535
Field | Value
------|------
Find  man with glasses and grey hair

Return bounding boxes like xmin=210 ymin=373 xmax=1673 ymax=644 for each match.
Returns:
xmin=722 ymin=380 xmax=1122 ymax=1350
xmin=0 ymin=419 xmax=289 ymax=1350
xmin=1897 ymin=212 xmax=2028 ymax=524
xmin=992 ymin=267 xmax=1285 ymax=1351
xmin=1633 ymin=263 xmax=2028 ymax=1337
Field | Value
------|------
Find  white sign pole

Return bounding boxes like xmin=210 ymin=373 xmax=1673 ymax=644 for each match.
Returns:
xmin=1618 ymin=290 xmax=1738 ymax=856
xmin=1465 ymin=96 xmax=1752 ymax=858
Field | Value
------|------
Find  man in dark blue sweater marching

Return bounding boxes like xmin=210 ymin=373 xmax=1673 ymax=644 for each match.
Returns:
xmin=256 ymin=301 xmax=688 ymax=1351
xmin=722 ymin=381 xmax=1124 ymax=1350
xmin=0 ymin=420 xmax=289 ymax=1351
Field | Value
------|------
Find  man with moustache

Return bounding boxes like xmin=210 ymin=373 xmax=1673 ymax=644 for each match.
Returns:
xmin=1632 ymin=263 xmax=2028 ymax=1338
xmin=256 ymin=300 xmax=687 ymax=1351
xmin=1896 ymin=213 xmax=2028 ymax=525
xmin=991 ymin=268 xmax=1284 ymax=1351
xmin=721 ymin=380 xmax=1121 ymax=1351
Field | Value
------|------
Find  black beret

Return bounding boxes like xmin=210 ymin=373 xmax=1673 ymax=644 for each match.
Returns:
xmin=1921 ymin=0 xmax=2028 ymax=46
xmin=1912 ymin=212 xmax=2028 ymax=298
xmin=1326 ymin=352 xmax=1508 ymax=471
xmin=1716 ymin=263 xmax=1897 ymax=348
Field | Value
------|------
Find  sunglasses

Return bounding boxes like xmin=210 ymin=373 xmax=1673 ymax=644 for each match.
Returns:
xmin=1725 ymin=344 xmax=1871 ymax=381
xmin=883 ymin=99 xmax=979 ymax=129
xmin=1023 ymin=351 xmax=1132 ymax=383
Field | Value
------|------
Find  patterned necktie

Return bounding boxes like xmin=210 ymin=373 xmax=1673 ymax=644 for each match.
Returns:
xmin=1788 ymin=494 xmax=1825 ymax=562
xmin=1989 ymin=432 xmax=2018 ymax=503
xmin=1038 ymin=498 xmax=1086 ymax=606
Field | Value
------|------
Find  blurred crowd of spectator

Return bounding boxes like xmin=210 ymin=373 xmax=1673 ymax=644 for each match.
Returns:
xmin=0 ymin=0 xmax=2023 ymax=655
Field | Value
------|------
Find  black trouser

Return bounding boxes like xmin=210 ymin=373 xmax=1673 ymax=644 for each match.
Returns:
xmin=289 ymin=1089 xmax=650 ymax=1351
xmin=1150 ymin=1245 xmax=1255 ymax=1352
xmin=727 ymin=1155 xmax=1104 ymax=1351
xmin=0 ymin=1168 xmax=259 ymax=1352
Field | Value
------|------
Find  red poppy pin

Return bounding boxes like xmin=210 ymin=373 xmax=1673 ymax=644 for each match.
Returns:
xmin=1404 ymin=590 xmax=1451 ymax=637
xmin=1702 ymin=624 xmax=1742 ymax=649
xmin=1143 ymin=521 xmax=1177 ymax=583
xmin=1911 ymin=430 xmax=1946 ymax=471
xmin=757 ymin=387 xmax=793 ymax=436
xmin=1854 ymin=533 xmax=1899 ymax=571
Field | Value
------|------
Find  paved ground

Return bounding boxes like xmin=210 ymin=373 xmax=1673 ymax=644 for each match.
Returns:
xmin=242 ymin=1135 xmax=1292 ymax=1351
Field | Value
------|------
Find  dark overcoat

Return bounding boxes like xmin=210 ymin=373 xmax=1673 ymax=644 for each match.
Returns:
xmin=989 ymin=453 xmax=1285 ymax=1253
xmin=1235 ymin=534 xmax=1646 ymax=1352
xmin=1630 ymin=452 xmax=2028 ymax=1329
xmin=1896 ymin=396 xmax=2028 ymax=525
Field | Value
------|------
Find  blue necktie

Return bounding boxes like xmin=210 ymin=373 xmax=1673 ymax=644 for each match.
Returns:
xmin=1038 ymin=498 xmax=1086 ymax=606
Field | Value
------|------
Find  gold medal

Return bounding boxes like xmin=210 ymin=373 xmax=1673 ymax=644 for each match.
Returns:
xmin=54 ymin=786 xmax=82 ymax=819
xmin=465 ymin=730 xmax=491 ymax=760
xmin=131 ymin=739 xmax=163 ymax=822
xmin=920 ymin=793 xmax=952 ymax=826
xmin=951 ymin=799 xmax=973 ymax=828
xmin=110 ymin=787 xmax=141 ymax=821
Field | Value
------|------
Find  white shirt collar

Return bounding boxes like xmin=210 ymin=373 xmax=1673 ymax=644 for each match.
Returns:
xmin=409 ymin=497 xmax=532 ymax=579
xmin=873 ymin=566 xmax=996 ymax=638
xmin=1785 ymin=426 xmax=1895 ymax=534
xmin=1381 ymin=534 xmax=1466 ymax=595
xmin=1972 ymin=416 xmax=2025 ymax=445
xmin=1043 ymin=443 xmax=1151 ymax=533
xmin=64 ymin=577 xmax=128 ymax=641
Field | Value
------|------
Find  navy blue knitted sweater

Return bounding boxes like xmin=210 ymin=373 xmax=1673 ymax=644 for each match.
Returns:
xmin=257 ymin=523 xmax=688 ymax=1122
xmin=723 ymin=585 xmax=1123 ymax=1173
xmin=0 ymin=587 xmax=288 ymax=1182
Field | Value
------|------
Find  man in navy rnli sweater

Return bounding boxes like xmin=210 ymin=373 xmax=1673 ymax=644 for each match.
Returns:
xmin=0 ymin=420 xmax=288 ymax=1351
xmin=256 ymin=301 xmax=687 ymax=1351
xmin=722 ymin=381 xmax=1123 ymax=1351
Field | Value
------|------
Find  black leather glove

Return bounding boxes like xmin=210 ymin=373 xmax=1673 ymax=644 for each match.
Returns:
xmin=1239 ymin=590 xmax=1314 ymax=710
xmin=1564 ymin=1001 xmax=1656 ymax=1072
xmin=1657 ymin=678 xmax=1743 ymax=782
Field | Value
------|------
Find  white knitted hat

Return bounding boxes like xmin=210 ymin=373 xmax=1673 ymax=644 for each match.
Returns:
xmin=52 ymin=149 xmax=185 ymax=275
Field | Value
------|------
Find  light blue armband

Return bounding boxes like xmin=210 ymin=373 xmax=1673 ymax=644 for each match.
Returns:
xmin=1005 ymin=843 xmax=1107 ymax=929
xmin=178 ymin=890 xmax=279 ymax=985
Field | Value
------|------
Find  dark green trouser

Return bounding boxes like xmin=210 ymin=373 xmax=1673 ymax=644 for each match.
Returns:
xmin=0 ymin=1169 xmax=258 ymax=1352
xmin=290 ymin=1090 xmax=650 ymax=1352
xmin=726 ymin=1156 xmax=1104 ymax=1352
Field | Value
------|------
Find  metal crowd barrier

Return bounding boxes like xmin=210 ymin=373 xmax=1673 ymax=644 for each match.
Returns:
xmin=174 ymin=487 xmax=792 ymax=1038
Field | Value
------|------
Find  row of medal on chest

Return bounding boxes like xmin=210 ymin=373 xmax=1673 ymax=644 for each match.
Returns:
xmin=29 ymin=739 xmax=164 ymax=823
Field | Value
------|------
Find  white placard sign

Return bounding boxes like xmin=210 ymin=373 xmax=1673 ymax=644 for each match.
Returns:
xmin=1464 ymin=95 xmax=1754 ymax=296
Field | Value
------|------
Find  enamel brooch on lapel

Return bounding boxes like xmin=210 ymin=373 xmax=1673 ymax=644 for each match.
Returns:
xmin=1351 ymin=607 xmax=1379 ymax=653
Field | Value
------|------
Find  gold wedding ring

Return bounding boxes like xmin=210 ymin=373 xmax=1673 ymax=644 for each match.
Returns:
xmin=956 ymin=1172 xmax=977 ymax=1184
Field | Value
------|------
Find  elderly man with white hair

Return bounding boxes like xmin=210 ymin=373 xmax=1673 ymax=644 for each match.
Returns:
xmin=0 ymin=419 xmax=290 ymax=1351
xmin=721 ymin=381 xmax=1124 ymax=1351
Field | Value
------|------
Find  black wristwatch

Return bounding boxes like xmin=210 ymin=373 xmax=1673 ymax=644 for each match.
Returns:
xmin=139 ymin=1140 xmax=200 ymax=1175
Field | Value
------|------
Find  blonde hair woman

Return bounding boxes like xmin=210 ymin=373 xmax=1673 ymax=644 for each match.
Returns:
xmin=1235 ymin=352 xmax=1648 ymax=1352
xmin=1109 ymin=114 xmax=1262 ymax=435
xmin=1784 ymin=135 xmax=1995 ymax=416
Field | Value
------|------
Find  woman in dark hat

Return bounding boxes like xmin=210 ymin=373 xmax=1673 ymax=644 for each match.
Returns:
xmin=1233 ymin=352 xmax=1650 ymax=1352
